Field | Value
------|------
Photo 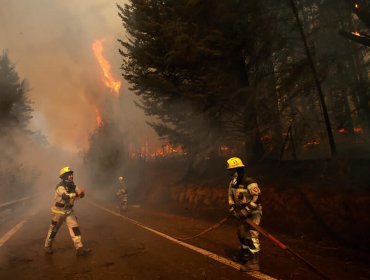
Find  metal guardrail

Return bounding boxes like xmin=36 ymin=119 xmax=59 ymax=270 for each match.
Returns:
xmin=0 ymin=195 xmax=37 ymax=212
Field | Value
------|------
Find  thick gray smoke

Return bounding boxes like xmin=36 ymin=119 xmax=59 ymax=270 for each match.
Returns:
xmin=0 ymin=0 xmax=160 ymax=201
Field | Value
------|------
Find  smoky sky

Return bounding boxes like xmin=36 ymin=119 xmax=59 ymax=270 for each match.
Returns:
xmin=0 ymin=0 xmax=158 ymax=152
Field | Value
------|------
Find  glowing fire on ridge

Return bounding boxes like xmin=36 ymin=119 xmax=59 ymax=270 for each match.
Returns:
xmin=92 ymin=39 xmax=121 ymax=95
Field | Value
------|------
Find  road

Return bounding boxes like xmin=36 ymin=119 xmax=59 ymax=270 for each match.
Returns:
xmin=0 ymin=198 xmax=273 ymax=280
xmin=0 ymin=197 xmax=369 ymax=280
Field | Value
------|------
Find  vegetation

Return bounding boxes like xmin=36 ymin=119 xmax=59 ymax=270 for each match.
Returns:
xmin=0 ymin=50 xmax=36 ymax=201
xmin=84 ymin=119 xmax=129 ymax=188
xmin=117 ymin=0 xmax=370 ymax=162
xmin=83 ymin=0 xmax=370 ymax=187
xmin=0 ymin=50 xmax=32 ymax=133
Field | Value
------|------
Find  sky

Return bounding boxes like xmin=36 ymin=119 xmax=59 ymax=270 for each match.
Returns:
xmin=0 ymin=0 xmax=158 ymax=153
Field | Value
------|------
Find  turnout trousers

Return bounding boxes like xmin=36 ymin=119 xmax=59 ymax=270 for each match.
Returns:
xmin=44 ymin=210 xmax=83 ymax=249
xmin=237 ymin=212 xmax=261 ymax=255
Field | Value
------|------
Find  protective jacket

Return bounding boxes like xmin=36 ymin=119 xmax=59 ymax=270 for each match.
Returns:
xmin=228 ymin=177 xmax=262 ymax=216
xmin=116 ymin=188 xmax=127 ymax=199
xmin=51 ymin=181 xmax=84 ymax=216
xmin=116 ymin=181 xmax=128 ymax=200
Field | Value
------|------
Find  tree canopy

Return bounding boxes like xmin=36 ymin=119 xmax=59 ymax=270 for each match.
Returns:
xmin=118 ymin=0 xmax=370 ymax=161
xmin=0 ymin=50 xmax=36 ymax=201
xmin=118 ymin=0 xmax=289 ymax=160
xmin=0 ymin=50 xmax=33 ymax=133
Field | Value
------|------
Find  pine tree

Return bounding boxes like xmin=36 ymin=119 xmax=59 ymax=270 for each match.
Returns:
xmin=0 ymin=50 xmax=32 ymax=133
xmin=84 ymin=120 xmax=128 ymax=188
xmin=118 ymin=0 xmax=292 ymax=161
xmin=0 ymin=50 xmax=36 ymax=201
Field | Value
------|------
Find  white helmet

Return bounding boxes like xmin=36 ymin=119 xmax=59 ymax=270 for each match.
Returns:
xmin=118 ymin=176 xmax=124 ymax=181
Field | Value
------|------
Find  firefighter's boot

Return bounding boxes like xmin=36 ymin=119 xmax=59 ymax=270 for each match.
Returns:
xmin=76 ymin=247 xmax=91 ymax=256
xmin=240 ymin=253 xmax=260 ymax=272
xmin=44 ymin=246 xmax=53 ymax=254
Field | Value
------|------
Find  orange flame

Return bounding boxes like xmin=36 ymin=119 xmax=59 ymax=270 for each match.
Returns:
xmin=352 ymin=31 xmax=361 ymax=36
xmin=129 ymin=143 xmax=185 ymax=160
xmin=95 ymin=107 xmax=103 ymax=126
xmin=354 ymin=127 xmax=362 ymax=134
xmin=92 ymin=39 xmax=121 ymax=95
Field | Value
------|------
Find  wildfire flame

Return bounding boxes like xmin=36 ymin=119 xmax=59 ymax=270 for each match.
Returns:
xmin=95 ymin=107 xmax=103 ymax=126
xmin=354 ymin=127 xmax=362 ymax=134
xmin=352 ymin=31 xmax=361 ymax=36
xmin=129 ymin=143 xmax=186 ymax=160
xmin=338 ymin=127 xmax=363 ymax=134
xmin=92 ymin=39 xmax=121 ymax=95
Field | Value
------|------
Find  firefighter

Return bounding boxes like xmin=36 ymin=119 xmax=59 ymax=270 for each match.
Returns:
xmin=116 ymin=176 xmax=128 ymax=213
xmin=44 ymin=166 xmax=90 ymax=256
xmin=227 ymin=157 xmax=262 ymax=271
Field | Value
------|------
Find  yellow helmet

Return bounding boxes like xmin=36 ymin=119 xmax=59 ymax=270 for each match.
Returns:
xmin=59 ymin=166 xmax=74 ymax=178
xmin=226 ymin=157 xmax=245 ymax=169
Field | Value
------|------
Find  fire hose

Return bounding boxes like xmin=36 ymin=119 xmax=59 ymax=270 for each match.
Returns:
xmin=174 ymin=215 xmax=230 ymax=241
xmin=246 ymin=220 xmax=330 ymax=280
xmin=174 ymin=215 xmax=330 ymax=279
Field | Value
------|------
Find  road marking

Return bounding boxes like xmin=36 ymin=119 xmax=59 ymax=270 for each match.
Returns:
xmin=0 ymin=220 xmax=27 ymax=247
xmin=89 ymin=201 xmax=276 ymax=280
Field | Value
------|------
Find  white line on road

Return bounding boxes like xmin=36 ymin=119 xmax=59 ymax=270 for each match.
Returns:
xmin=89 ymin=201 xmax=277 ymax=280
xmin=0 ymin=220 xmax=27 ymax=247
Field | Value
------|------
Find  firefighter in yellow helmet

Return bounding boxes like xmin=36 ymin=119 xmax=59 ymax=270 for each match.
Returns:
xmin=44 ymin=166 xmax=90 ymax=256
xmin=116 ymin=176 xmax=128 ymax=213
xmin=226 ymin=157 xmax=262 ymax=271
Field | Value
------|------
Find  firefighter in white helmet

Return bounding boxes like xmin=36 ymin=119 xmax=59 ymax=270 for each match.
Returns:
xmin=44 ymin=166 xmax=90 ymax=256
xmin=116 ymin=176 xmax=128 ymax=213
xmin=226 ymin=157 xmax=262 ymax=271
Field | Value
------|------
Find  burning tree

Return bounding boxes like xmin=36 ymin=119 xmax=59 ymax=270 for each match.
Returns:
xmin=92 ymin=39 xmax=122 ymax=96
xmin=83 ymin=39 xmax=129 ymax=188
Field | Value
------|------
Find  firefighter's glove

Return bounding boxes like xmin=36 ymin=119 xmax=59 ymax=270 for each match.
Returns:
xmin=76 ymin=188 xmax=86 ymax=199
xmin=229 ymin=204 xmax=237 ymax=217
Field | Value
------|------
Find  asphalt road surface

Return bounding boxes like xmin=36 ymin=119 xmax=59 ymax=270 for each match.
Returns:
xmin=0 ymin=197 xmax=369 ymax=280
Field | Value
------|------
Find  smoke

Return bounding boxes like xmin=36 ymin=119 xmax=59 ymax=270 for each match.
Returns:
xmin=0 ymin=0 xmax=162 ymax=201
xmin=0 ymin=0 xmax=158 ymax=152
